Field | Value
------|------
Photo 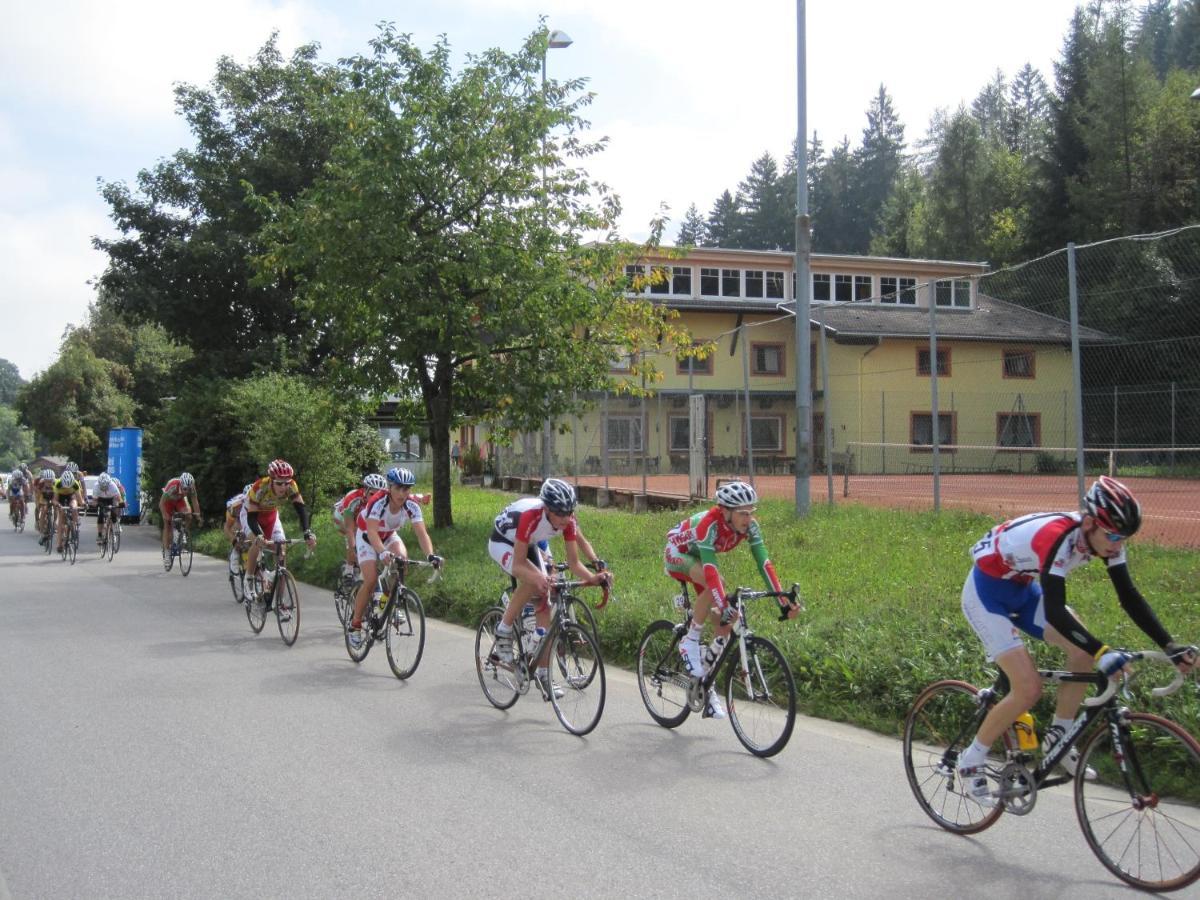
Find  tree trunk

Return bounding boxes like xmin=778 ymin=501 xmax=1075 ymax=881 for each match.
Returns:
xmin=424 ymin=355 xmax=455 ymax=529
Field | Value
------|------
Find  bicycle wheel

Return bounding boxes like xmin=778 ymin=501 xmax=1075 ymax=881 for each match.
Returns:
xmin=163 ymin=540 xmax=175 ymax=572
xmin=724 ymin=635 xmax=796 ymax=758
xmin=385 ymin=589 xmax=426 ymax=680
xmin=67 ymin=526 xmax=78 ymax=565
xmin=1074 ymin=711 xmax=1200 ymax=891
xmin=475 ymin=606 xmax=520 ymax=710
xmin=563 ymin=595 xmax=600 ymax=645
xmin=548 ymin=624 xmax=605 ymax=736
xmin=245 ymin=574 xmax=267 ymax=634
xmin=44 ymin=521 xmax=54 ymax=555
xmin=332 ymin=576 xmax=354 ymax=627
xmin=275 ymin=571 xmax=301 ymax=646
xmin=344 ymin=610 xmax=372 ymax=663
xmin=110 ymin=524 xmax=120 ymax=559
xmin=636 ymin=619 xmax=692 ymax=728
xmin=903 ymin=680 xmax=1008 ymax=835
xmin=178 ymin=529 xmax=193 ymax=576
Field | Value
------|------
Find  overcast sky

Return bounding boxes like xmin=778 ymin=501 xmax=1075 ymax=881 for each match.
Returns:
xmin=0 ymin=0 xmax=1090 ymax=380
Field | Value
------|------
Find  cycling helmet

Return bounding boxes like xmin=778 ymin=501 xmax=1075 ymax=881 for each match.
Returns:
xmin=267 ymin=459 xmax=294 ymax=479
xmin=242 ymin=483 xmax=254 ymax=495
xmin=65 ymin=461 xmax=79 ymax=473
xmin=715 ymin=481 xmax=758 ymax=509
xmin=60 ymin=471 xmax=76 ymax=490
xmin=386 ymin=467 xmax=416 ymax=487
xmin=178 ymin=472 xmax=195 ymax=490
xmin=97 ymin=473 xmax=112 ymax=490
xmin=539 ymin=478 xmax=577 ymax=515
xmin=363 ymin=473 xmax=388 ymax=492
xmin=1085 ymin=476 xmax=1141 ymax=537
xmin=40 ymin=468 xmax=54 ymax=480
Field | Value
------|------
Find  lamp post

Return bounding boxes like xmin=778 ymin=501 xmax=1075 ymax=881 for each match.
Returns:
xmin=541 ymin=29 xmax=572 ymax=480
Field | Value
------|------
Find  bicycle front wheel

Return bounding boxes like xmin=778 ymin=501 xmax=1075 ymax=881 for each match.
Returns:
xmin=67 ymin=527 xmax=78 ymax=565
xmin=385 ymin=589 xmax=426 ymax=680
xmin=549 ymin=624 xmax=605 ymax=736
xmin=724 ymin=635 xmax=796 ymax=758
xmin=275 ymin=572 xmax=300 ymax=646
xmin=245 ymin=574 xmax=267 ymax=634
xmin=178 ymin=531 xmax=193 ymax=576
xmin=475 ymin=606 xmax=519 ymax=710
xmin=563 ymin=595 xmax=600 ymax=645
xmin=1075 ymin=711 xmax=1200 ymax=892
xmin=903 ymin=680 xmax=1008 ymax=835
xmin=110 ymin=525 xmax=120 ymax=558
xmin=636 ymin=619 xmax=692 ymax=728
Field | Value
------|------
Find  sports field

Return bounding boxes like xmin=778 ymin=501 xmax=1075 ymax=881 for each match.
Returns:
xmin=573 ymin=472 xmax=1200 ymax=549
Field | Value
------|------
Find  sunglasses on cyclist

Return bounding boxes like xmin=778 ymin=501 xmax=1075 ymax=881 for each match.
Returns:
xmin=271 ymin=479 xmax=290 ymax=487
xmin=1103 ymin=531 xmax=1127 ymax=543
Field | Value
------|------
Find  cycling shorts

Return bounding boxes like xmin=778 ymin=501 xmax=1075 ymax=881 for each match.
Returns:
xmin=355 ymin=530 xmax=404 ymax=564
xmin=162 ymin=497 xmax=190 ymax=517
xmin=241 ymin=506 xmax=285 ymax=543
xmin=961 ymin=566 xmax=1046 ymax=661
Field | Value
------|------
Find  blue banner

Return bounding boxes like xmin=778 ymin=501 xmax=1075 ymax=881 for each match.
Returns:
xmin=107 ymin=428 xmax=143 ymax=520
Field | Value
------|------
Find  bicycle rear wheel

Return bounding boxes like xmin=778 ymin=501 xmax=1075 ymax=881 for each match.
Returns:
xmin=902 ymin=680 xmax=1008 ymax=835
xmin=274 ymin=571 xmax=300 ymax=646
xmin=67 ymin=526 xmax=78 ymax=565
xmin=344 ymin=611 xmax=372 ymax=663
xmin=724 ymin=635 xmax=795 ymax=758
xmin=549 ymin=624 xmax=605 ymax=736
xmin=475 ymin=606 xmax=520 ymax=710
xmin=636 ymin=619 xmax=692 ymax=728
xmin=178 ymin=530 xmax=193 ymax=576
xmin=110 ymin=524 xmax=120 ymax=559
xmin=332 ymin=577 xmax=354 ymax=627
xmin=385 ymin=589 xmax=426 ymax=680
xmin=1075 ymin=711 xmax=1200 ymax=891
xmin=245 ymin=574 xmax=267 ymax=634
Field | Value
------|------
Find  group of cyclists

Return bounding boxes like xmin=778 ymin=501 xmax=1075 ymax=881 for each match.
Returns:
xmin=6 ymin=456 xmax=1197 ymax=803
xmin=7 ymin=461 xmax=128 ymax=554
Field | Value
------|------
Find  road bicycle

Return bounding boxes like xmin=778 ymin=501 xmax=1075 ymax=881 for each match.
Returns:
xmin=9 ymin=498 xmax=25 ymax=532
xmin=244 ymin=538 xmax=308 ymax=646
xmin=162 ymin=512 xmax=193 ymax=576
xmin=332 ymin=564 xmax=360 ymax=628
xmin=475 ymin=563 xmax=608 ymax=736
xmin=35 ymin=499 xmax=49 ymax=536
xmin=636 ymin=582 xmax=801 ymax=758
xmin=57 ymin=513 xmax=80 ymax=565
xmin=343 ymin=557 xmax=437 ymax=679
xmin=40 ymin=506 xmax=55 ymax=555
xmin=902 ymin=650 xmax=1200 ymax=892
xmin=97 ymin=506 xmax=122 ymax=561
xmin=227 ymin=534 xmax=250 ymax=603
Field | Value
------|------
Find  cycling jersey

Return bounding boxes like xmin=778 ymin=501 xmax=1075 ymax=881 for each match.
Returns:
xmin=664 ymin=506 xmax=781 ymax=608
xmin=333 ymin=487 xmax=368 ymax=524
xmin=225 ymin=491 xmax=246 ymax=511
xmin=161 ymin=478 xmax=192 ymax=502
xmin=246 ymin=476 xmax=303 ymax=510
xmin=490 ymin=497 xmax=577 ymax=546
xmin=356 ymin=490 xmax=423 ymax=541
xmin=94 ymin=479 xmax=125 ymax=502
xmin=52 ymin=478 xmax=80 ymax=504
xmin=968 ymin=512 xmax=1170 ymax=657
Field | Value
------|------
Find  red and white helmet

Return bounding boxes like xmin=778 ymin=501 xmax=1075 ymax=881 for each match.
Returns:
xmin=267 ymin=459 xmax=294 ymax=479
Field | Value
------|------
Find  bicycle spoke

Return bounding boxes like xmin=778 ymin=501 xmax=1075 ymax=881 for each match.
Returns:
xmin=275 ymin=572 xmax=300 ymax=646
xmin=385 ymin=589 xmax=426 ymax=680
xmin=548 ymin=624 xmax=605 ymax=736
xmin=245 ymin=574 xmax=267 ymax=634
xmin=636 ymin=619 xmax=691 ymax=728
xmin=475 ymin=607 xmax=520 ymax=709
xmin=1075 ymin=712 xmax=1200 ymax=891
xmin=725 ymin=635 xmax=796 ymax=758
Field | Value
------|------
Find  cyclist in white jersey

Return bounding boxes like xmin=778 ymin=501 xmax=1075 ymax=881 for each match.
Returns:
xmin=956 ymin=476 xmax=1196 ymax=806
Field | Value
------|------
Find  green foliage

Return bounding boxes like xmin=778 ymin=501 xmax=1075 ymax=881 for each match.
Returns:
xmin=195 ymin=487 xmax=1200 ymax=738
xmin=461 ymin=443 xmax=484 ymax=477
xmin=0 ymin=405 xmax=34 ymax=470
xmin=0 ymin=358 xmax=24 ymax=406
xmin=675 ymin=203 xmax=706 ymax=246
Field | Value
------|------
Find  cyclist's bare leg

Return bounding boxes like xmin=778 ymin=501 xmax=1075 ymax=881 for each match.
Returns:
xmin=350 ymin=558 xmax=381 ymax=628
xmin=159 ymin=498 xmax=172 ymax=553
xmin=340 ymin=520 xmax=358 ymax=567
xmin=976 ymin=644 xmax=1043 ymax=746
xmin=1043 ymin=619 xmax=1095 ymax=720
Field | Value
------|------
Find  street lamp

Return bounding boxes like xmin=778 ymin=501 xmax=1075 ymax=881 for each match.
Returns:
xmin=541 ymin=28 xmax=572 ymax=479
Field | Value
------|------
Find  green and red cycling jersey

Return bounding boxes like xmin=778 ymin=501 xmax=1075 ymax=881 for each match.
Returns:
xmin=665 ymin=506 xmax=781 ymax=608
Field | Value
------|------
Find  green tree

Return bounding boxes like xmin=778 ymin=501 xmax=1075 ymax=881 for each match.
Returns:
xmin=736 ymin=152 xmax=788 ymax=250
xmin=675 ymin=203 xmax=706 ymax=246
xmin=1170 ymin=0 xmax=1200 ymax=70
xmin=971 ymin=71 xmax=1010 ymax=143
xmin=1006 ymin=64 xmax=1051 ymax=163
xmin=853 ymin=85 xmax=907 ymax=251
xmin=1134 ymin=0 xmax=1174 ymax=78
xmin=0 ymin=359 xmax=24 ymax=406
xmin=811 ymin=138 xmax=858 ymax=252
xmin=252 ymin=26 xmax=691 ymax=527
xmin=94 ymin=36 xmax=341 ymax=379
xmin=870 ymin=166 xmax=928 ymax=259
xmin=704 ymin=190 xmax=742 ymax=247
xmin=0 ymin=405 xmax=34 ymax=470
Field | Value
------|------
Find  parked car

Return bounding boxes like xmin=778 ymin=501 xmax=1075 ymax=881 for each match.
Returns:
xmin=389 ymin=449 xmax=422 ymax=461
xmin=83 ymin=475 xmax=100 ymax=516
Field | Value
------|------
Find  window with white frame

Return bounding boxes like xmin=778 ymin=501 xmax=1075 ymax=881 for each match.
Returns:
xmin=854 ymin=275 xmax=872 ymax=302
xmin=813 ymin=273 xmax=831 ymax=302
xmin=766 ymin=271 xmax=785 ymax=299
xmin=935 ymin=278 xmax=972 ymax=308
xmin=745 ymin=269 xmax=764 ymax=298
xmin=748 ymin=416 xmax=784 ymax=452
xmin=672 ymin=265 xmax=692 ymax=295
xmin=835 ymin=274 xmax=853 ymax=302
xmin=752 ymin=343 xmax=784 ymax=376
xmin=700 ymin=267 xmax=719 ymax=297
xmin=911 ymin=412 xmax=955 ymax=448
xmin=624 ymin=264 xmax=645 ymax=293
xmin=880 ymin=276 xmax=917 ymax=304
xmin=610 ymin=353 xmax=634 ymax=373
xmin=722 ymin=269 xmax=741 ymax=297
xmin=649 ymin=265 xmax=671 ymax=295
xmin=606 ymin=415 xmax=643 ymax=453
xmin=669 ymin=416 xmax=690 ymax=452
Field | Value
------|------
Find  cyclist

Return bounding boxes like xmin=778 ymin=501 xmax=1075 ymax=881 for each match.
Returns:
xmin=663 ymin=480 xmax=799 ymax=719
xmin=243 ymin=459 xmax=316 ymax=601
xmin=333 ymin=473 xmax=388 ymax=580
xmin=7 ymin=468 xmax=28 ymax=525
xmin=51 ymin=470 xmax=81 ymax=553
xmin=957 ymin=476 xmax=1197 ymax=806
xmin=347 ymin=467 xmax=442 ymax=649
xmin=160 ymin=472 xmax=201 ymax=558
xmin=223 ymin=483 xmax=254 ymax=547
xmin=34 ymin=468 xmax=56 ymax=543
xmin=92 ymin=473 xmax=126 ymax=544
xmin=487 ymin=478 xmax=610 ymax=699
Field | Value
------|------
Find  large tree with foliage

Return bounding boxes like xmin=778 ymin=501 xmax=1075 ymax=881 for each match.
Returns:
xmin=736 ymin=152 xmax=789 ymax=250
xmin=675 ymin=203 xmax=706 ymax=246
xmin=0 ymin=405 xmax=34 ymax=470
xmin=703 ymin=190 xmax=742 ymax=247
xmin=0 ymin=359 xmax=23 ymax=406
xmin=253 ymin=26 xmax=691 ymax=526
xmin=94 ymin=36 xmax=342 ymax=380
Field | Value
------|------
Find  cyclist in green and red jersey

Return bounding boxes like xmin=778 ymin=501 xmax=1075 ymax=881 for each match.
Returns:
xmin=663 ymin=481 xmax=800 ymax=718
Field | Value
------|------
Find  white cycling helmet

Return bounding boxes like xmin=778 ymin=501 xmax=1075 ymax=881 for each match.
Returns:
xmin=97 ymin=473 xmax=112 ymax=490
xmin=363 ymin=473 xmax=388 ymax=492
xmin=715 ymin=481 xmax=758 ymax=509
xmin=41 ymin=468 xmax=54 ymax=480
xmin=60 ymin=471 xmax=77 ymax=490
xmin=179 ymin=472 xmax=195 ymax=490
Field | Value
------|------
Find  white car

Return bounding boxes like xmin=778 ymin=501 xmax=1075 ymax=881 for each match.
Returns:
xmin=83 ymin=475 xmax=100 ymax=516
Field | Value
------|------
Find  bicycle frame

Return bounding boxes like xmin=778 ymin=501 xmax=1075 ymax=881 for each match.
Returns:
xmin=368 ymin=558 xmax=438 ymax=629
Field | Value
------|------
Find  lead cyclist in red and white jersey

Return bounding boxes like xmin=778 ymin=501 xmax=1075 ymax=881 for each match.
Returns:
xmin=957 ymin=476 xmax=1196 ymax=805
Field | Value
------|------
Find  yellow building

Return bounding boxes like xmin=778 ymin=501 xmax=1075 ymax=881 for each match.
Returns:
xmin=492 ymin=246 xmax=1095 ymax=480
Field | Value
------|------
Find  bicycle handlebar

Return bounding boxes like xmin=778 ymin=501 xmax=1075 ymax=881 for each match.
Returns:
xmin=731 ymin=583 xmax=804 ymax=620
xmin=1082 ymin=650 xmax=1189 ymax=707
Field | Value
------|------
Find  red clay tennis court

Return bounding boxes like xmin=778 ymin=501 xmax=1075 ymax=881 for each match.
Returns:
xmin=573 ymin=473 xmax=1200 ymax=549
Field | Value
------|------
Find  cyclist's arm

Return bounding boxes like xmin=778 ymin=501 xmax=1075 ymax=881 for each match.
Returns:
xmin=746 ymin=521 xmax=784 ymax=598
xmin=1107 ymin=563 xmax=1173 ymax=649
xmin=290 ymin=498 xmax=312 ymax=534
xmin=1040 ymin=572 xmax=1105 ymax=657
xmin=188 ymin=487 xmax=202 ymax=519
xmin=411 ymin=520 xmax=435 ymax=558
xmin=573 ymin=530 xmax=601 ymax=569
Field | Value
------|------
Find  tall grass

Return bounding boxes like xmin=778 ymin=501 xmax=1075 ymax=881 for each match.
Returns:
xmin=197 ymin=486 xmax=1200 ymax=737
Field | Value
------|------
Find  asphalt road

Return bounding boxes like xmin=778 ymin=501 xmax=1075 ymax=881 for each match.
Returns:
xmin=0 ymin=509 xmax=1154 ymax=899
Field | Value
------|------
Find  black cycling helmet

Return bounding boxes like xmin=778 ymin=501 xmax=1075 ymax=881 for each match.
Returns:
xmin=1085 ymin=476 xmax=1142 ymax=537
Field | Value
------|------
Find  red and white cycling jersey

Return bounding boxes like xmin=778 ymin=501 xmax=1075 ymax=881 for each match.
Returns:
xmin=333 ymin=487 xmax=367 ymax=523
xmin=356 ymin=490 xmax=423 ymax=541
xmin=490 ymin=497 xmax=577 ymax=546
xmin=971 ymin=511 xmax=1125 ymax=584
